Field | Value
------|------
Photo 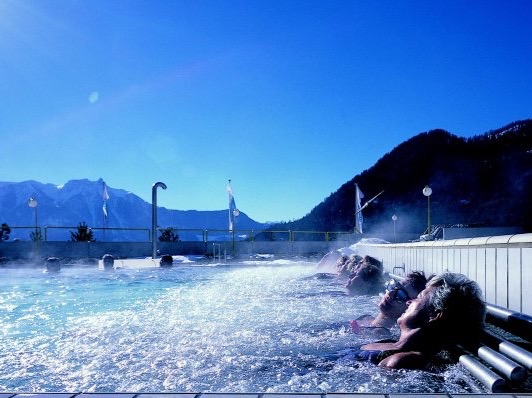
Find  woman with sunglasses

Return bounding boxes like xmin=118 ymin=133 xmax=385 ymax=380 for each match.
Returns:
xmin=357 ymin=272 xmax=485 ymax=369
xmin=351 ymin=272 xmax=428 ymax=335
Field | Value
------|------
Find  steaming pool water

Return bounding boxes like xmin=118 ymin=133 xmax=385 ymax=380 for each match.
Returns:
xmin=0 ymin=259 xmax=490 ymax=393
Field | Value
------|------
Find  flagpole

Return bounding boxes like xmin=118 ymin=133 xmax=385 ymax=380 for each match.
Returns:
xmin=354 ymin=183 xmax=364 ymax=234
xmin=357 ymin=190 xmax=384 ymax=212
xmin=227 ymin=179 xmax=240 ymax=256
xmin=102 ymin=181 xmax=108 ymax=241
xmin=228 ymin=179 xmax=232 ymax=232
xmin=354 ymin=185 xmax=384 ymax=234
xmin=228 ymin=179 xmax=235 ymax=255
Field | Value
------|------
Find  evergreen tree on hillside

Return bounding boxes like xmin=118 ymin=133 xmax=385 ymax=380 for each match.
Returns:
xmin=271 ymin=120 xmax=532 ymax=234
xmin=0 ymin=223 xmax=10 ymax=242
xmin=158 ymin=227 xmax=180 ymax=242
xmin=70 ymin=222 xmax=95 ymax=242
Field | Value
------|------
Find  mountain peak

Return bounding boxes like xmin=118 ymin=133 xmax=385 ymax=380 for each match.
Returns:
xmin=0 ymin=179 xmax=266 ymax=242
xmin=273 ymin=120 xmax=532 ymax=235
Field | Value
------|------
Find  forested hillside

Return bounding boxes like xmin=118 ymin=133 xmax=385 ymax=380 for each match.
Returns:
xmin=272 ymin=120 xmax=532 ymax=236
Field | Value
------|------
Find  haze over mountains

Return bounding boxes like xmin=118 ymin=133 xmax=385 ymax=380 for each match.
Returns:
xmin=1 ymin=119 xmax=531 ymax=241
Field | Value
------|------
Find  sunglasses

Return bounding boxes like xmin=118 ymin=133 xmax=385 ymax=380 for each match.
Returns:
xmin=385 ymin=279 xmax=411 ymax=303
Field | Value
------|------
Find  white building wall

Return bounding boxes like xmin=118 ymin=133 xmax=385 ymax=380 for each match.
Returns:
xmin=358 ymin=233 xmax=532 ymax=314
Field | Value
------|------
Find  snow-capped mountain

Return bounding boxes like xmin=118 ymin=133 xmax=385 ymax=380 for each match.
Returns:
xmin=0 ymin=179 xmax=266 ymax=241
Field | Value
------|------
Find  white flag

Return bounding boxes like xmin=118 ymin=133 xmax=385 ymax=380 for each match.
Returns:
xmin=355 ymin=184 xmax=364 ymax=234
xmin=102 ymin=182 xmax=110 ymax=219
xmin=227 ymin=180 xmax=239 ymax=231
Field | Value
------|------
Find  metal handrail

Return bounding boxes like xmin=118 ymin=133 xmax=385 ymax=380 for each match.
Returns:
xmin=2 ymin=226 xmax=42 ymax=241
xmin=4 ymin=225 xmax=355 ymax=243
xmin=44 ymin=226 xmax=151 ymax=241
xmin=205 ymin=229 xmax=255 ymax=242
xmin=291 ymin=230 xmax=353 ymax=241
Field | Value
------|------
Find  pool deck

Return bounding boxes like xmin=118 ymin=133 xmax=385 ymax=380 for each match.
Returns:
xmin=1 ymin=393 xmax=531 ymax=398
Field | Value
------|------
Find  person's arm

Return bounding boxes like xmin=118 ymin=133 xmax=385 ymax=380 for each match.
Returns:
xmin=378 ymin=351 xmax=427 ymax=369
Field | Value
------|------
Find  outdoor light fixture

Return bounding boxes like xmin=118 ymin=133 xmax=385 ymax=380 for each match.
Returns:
xmin=392 ymin=214 xmax=397 ymax=242
xmin=422 ymin=185 xmax=432 ymax=239
xmin=28 ymin=196 xmax=38 ymax=235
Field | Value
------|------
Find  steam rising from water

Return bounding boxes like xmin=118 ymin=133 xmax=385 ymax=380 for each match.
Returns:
xmin=0 ymin=261 xmax=485 ymax=393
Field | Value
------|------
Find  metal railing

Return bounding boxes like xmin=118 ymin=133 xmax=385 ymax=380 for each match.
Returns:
xmin=44 ymin=226 xmax=151 ymax=241
xmin=2 ymin=226 xmax=42 ymax=241
xmin=2 ymin=225 xmax=356 ymax=243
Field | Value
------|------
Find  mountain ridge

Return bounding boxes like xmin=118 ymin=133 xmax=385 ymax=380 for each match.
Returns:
xmin=271 ymin=119 xmax=532 ymax=236
xmin=2 ymin=119 xmax=531 ymax=241
xmin=0 ymin=179 xmax=266 ymax=241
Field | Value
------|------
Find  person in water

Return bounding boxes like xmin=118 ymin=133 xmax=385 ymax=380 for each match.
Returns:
xmin=356 ymin=272 xmax=485 ymax=369
xmin=345 ymin=256 xmax=385 ymax=295
xmin=336 ymin=254 xmax=364 ymax=278
xmin=352 ymin=271 xmax=429 ymax=333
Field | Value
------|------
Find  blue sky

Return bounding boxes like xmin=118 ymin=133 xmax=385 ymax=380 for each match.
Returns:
xmin=1 ymin=1 xmax=531 ymax=223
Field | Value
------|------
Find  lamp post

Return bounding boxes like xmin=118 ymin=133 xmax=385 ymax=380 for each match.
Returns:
xmin=152 ymin=182 xmax=167 ymax=259
xmin=392 ymin=214 xmax=397 ymax=242
xmin=28 ymin=196 xmax=38 ymax=237
xmin=422 ymin=185 xmax=432 ymax=239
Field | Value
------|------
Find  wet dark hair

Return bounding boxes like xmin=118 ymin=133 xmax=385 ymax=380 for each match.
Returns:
xmin=336 ymin=255 xmax=349 ymax=266
xmin=362 ymin=255 xmax=383 ymax=271
xmin=348 ymin=263 xmax=385 ymax=295
xmin=404 ymin=271 xmax=428 ymax=295
xmin=426 ymin=272 xmax=486 ymax=344
xmin=357 ymin=263 xmax=382 ymax=282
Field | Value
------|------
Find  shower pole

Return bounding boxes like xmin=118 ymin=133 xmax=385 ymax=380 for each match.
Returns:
xmin=152 ymin=182 xmax=167 ymax=259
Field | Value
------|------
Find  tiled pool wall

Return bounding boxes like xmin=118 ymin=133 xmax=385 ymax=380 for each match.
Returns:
xmin=2 ymin=393 xmax=532 ymax=398
xmin=357 ymin=233 xmax=532 ymax=314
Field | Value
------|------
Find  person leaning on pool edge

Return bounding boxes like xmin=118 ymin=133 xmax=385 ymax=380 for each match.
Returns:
xmin=352 ymin=271 xmax=429 ymax=333
xmin=358 ymin=272 xmax=486 ymax=369
xmin=345 ymin=255 xmax=385 ymax=295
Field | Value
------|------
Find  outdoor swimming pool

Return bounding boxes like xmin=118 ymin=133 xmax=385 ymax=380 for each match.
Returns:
xmin=0 ymin=259 xmax=490 ymax=393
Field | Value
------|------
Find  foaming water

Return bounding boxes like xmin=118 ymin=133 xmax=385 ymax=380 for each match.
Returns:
xmin=0 ymin=260 xmax=486 ymax=393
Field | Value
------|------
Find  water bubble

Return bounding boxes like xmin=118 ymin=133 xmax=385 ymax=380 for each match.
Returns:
xmin=0 ymin=263 xmax=493 ymax=393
